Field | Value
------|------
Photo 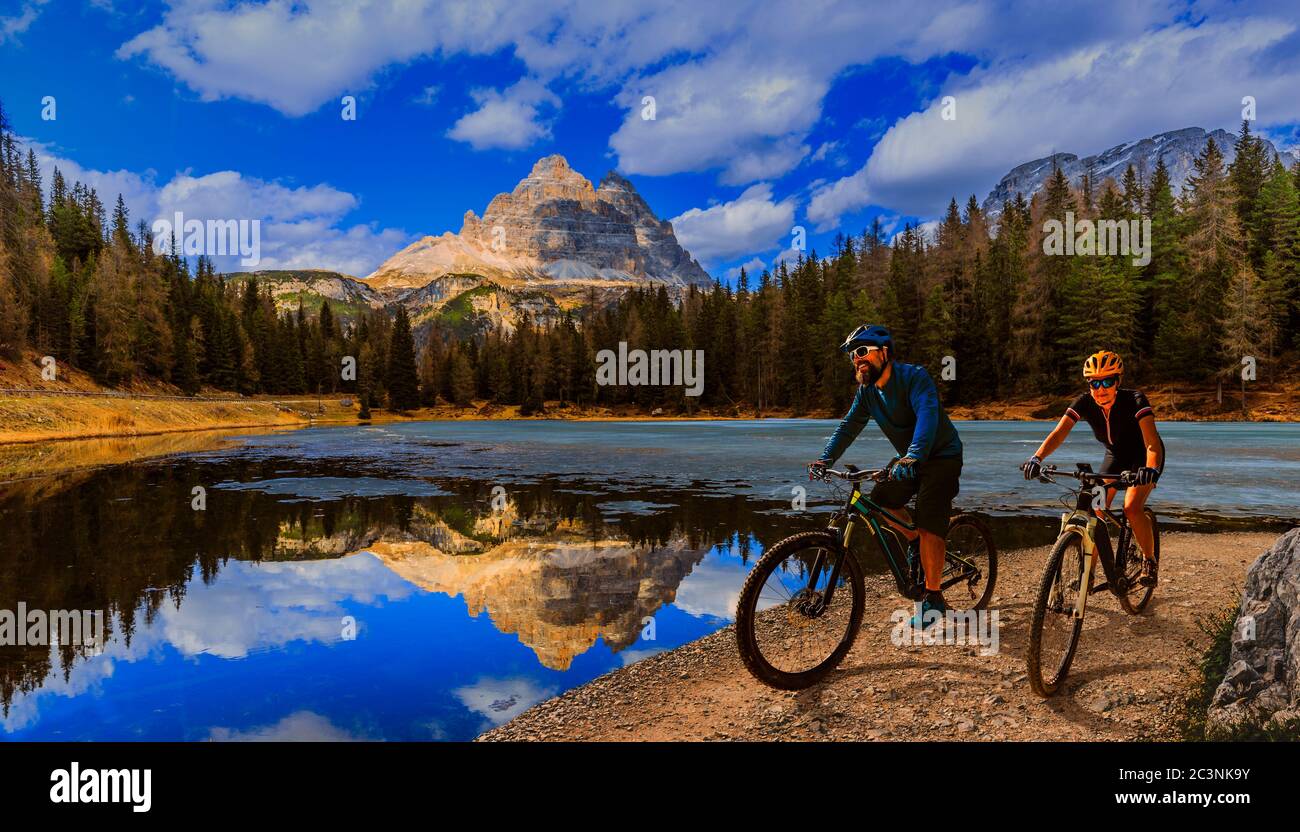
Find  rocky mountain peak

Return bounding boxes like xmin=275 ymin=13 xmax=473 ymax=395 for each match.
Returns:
xmin=598 ymin=171 xmax=635 ymax=192
xmin=508 ymin=153 xmax=594 ymax=203
xmin=364 ymin=155 xmax=711 ymax=297
xmin=530 ymin=153 xmax=574 ymax=176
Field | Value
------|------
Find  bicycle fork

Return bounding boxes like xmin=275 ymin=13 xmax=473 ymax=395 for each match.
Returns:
xmin=806 ymin=520 xmax=854 ymax=610
xmin=1060 ymin=511 xmax=1099 ymax=621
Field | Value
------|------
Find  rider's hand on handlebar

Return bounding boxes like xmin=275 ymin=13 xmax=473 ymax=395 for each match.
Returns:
xmin=888 ymin=456 xmax=918 ymax=482
xmin=1134 ymin=466 xmax=1159 ymax=486
xmin=1021 ymin=455 xmax=1043 ymax=480
xmin=807 ymin=460 xmax=828 ymax=481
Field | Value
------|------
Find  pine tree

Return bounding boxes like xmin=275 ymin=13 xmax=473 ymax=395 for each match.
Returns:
xmin=1228 ymin=119 xmax=1268 ymax=268
xmin=1220 ymin=264 xmax=1268 ymax=410
xmin=0 ymin=234 xmax=28 ymax=358
xmin=1015 ymin=165 xmax=1075 ymax=390
xmin=1256 ymin=159 xmax=1300 ymax=355
xmin=386 ymin=306 xmax=420 ymax=410
xmin=1175 ymin=138 xmax=1244 ymax=380
xmin=449 ymin=345 xmax=475 ymax=406
xmin=92 ymin=242 xmax=136 ymax=384
xmin=1121 ymin=164 xmax=1144 ymax=214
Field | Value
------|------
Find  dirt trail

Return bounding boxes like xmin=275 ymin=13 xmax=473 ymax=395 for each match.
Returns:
xmin=480 ymin=531 xmax=1277 ymax=742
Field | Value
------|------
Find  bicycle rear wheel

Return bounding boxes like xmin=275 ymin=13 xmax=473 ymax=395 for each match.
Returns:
xmin=1026 ymin=532 xmax=1089 ymax=697
xmin=942 ymin=513 xmax=997 ymax=609
xmin=1116 ymin=508 xmax=1159 ymax=614
xmin=735 ymin=531 xmax=865 ymax=690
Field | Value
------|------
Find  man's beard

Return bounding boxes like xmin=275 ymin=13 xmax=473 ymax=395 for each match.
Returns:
xmin=855 ymin=362 xmax=882 ymax=385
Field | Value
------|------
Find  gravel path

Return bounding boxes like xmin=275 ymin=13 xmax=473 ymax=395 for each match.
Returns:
xmin=479 ymin=531 xmax=1276 ymax=741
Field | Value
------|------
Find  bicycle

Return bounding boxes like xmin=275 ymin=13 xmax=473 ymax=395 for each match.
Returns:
xmin=735 ymin=464 xmax=997 ymax=690
xmin=1024 ymin=462 xmax=1161 ymax=697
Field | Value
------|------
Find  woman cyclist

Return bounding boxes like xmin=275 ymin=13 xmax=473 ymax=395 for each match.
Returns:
xmin=1021 ymin=350 xmax=1165 ymax=586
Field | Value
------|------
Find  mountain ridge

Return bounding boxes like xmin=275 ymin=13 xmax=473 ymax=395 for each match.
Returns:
xmin=982 ymin=126 xmax=1300 ymax=217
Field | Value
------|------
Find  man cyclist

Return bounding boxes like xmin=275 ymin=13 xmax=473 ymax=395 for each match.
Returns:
xmin=1021 ymin=350 xmax=1165 ymax=585
xmin=810 ymin=325 xmax=964 ymax=627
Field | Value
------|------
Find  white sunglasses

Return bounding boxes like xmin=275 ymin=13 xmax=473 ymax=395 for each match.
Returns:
xmin=849 ymin=345 xmax=884 ymax=359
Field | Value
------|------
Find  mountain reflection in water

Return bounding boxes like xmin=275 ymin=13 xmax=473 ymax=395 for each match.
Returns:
xmin=0 ymin=454 xmax=807 ymax=738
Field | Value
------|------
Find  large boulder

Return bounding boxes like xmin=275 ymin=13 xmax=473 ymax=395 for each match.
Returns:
xmin=1208 ymin=527 xmax=1300 ymax=732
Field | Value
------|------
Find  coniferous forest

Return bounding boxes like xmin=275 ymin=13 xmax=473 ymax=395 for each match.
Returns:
xmin=2 ymin=98 xmax=1297 ymax=416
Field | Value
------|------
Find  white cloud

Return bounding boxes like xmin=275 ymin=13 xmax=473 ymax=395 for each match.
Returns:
xmin=108 ymin=1 xmax=1300 ymax=202
xmin=891 ymin=219 xmax=940 ymax=246
xmin=113 ymin=1 xmax=1173 ymax=182
xmin=446 ymin=79 xmax=560 ymax=151
xmin=809 ymin=141 xmax=846 ymax=167
xmin=725 ymin=257 xmax=765 ymax=281
xmin=610 ymin=50 xmax=821 ymax=184
xmin=28 ymin=142 xmax=160 ymax=230
xmin=452 ymin=676 xmax=556 ymax=728
xmin=771 ymin=247 xmax=803 ymax=272
xmin=619 ymin=647 xmax=666 ymax=666
xmin=208 ymin=711 xmax=372 ymax=742
xmin=155 ymin=555 xmax=414 ymax=659
xmin=810 ymin=16 xmax=1300 ymax=224
xmin=670 ymin=555 xmax=745 ymax=620
xmin=0 ymin=0 xmax=47 ymax=44
xmin=157 ymin=171 xmax=358 ymax=223
xmin=807 ymin=169 xmax=869 ymax=233
xmin=412 ymin=84 xmax=440 ymax=106
xmin=670 ymin=183 xmax=796 ymax=264
xmin=116 ymin=1 xmax=521 ymax=117
xmin=31 ymin=143 xmax=411 ymax=275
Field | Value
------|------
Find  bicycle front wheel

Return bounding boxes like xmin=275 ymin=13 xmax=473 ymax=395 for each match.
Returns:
xmin=735 ymin=531 xmax=865 ymax=690
xmin=1026 ymin=531 xmax=1089 ymax=697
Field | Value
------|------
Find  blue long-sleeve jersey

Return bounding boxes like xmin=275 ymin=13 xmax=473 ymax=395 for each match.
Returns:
xmin=819 ymin=362 xmax=962 ymax=465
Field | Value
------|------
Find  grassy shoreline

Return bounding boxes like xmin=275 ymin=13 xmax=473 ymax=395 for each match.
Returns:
xmin=3 ymin=388 xmax=1298 ymax=447
xmin=2 ymin=373 xmax=1297 ymax=446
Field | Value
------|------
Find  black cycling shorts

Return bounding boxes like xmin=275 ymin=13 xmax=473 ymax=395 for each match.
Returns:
xmin=868 ymin=456 xmax=963 ymax=536
xmin=1100 ymin=435 xmax=1165 ymax=490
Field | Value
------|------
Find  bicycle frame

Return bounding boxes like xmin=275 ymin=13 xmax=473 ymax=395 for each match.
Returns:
xmin=1054 ymin=479 xmax=1134 ymax=619
xmin=814 ymin=480 xmax=977 ymax=605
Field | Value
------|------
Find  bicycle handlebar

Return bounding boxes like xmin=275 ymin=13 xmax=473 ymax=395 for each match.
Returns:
xmin=810 ymin=466 xmax=887 ymax=483
xmin=1035 ymin=464 xmax=1138 ymax=486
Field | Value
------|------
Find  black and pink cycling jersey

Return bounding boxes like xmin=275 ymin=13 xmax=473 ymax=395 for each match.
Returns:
xmin=1064 ymin=388 xmax=1161 ymax=473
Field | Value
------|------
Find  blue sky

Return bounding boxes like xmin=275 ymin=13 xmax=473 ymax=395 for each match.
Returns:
xmin=2 ymin=0 xmax=1298 ymax=280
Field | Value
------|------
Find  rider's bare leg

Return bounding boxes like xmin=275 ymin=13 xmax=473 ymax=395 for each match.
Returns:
xmin=880 ymin=506 xmax=919 ymax=541
xmin=880 ymin=507 xmax=945 ymax=596
xmin=1097 ymin=484 xmax=1155 ymax=561
xmin=1096 ymin=485 xmax=1118 ymax=521
xmin=1124 ymin=484 xmax=1156 ymax=560
xmin=919 ymin=530 xmax=945 ymax=593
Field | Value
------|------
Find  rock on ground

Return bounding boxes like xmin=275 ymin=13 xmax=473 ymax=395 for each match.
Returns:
xmin=1209 ymin=526 xmax=1300 ymax=732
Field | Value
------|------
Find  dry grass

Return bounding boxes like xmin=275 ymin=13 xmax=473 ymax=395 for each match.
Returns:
xmin=0 ymin=394 xmax=307 ymax=444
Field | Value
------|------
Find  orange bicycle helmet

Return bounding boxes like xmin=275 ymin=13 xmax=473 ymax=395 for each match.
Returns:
xmin=1082 ymin=350 xmax=1123 ymax=379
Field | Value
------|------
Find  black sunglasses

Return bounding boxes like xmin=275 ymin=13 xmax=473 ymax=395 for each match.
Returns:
xmin=1088 ymin=376 xmax=1119 ymax=390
